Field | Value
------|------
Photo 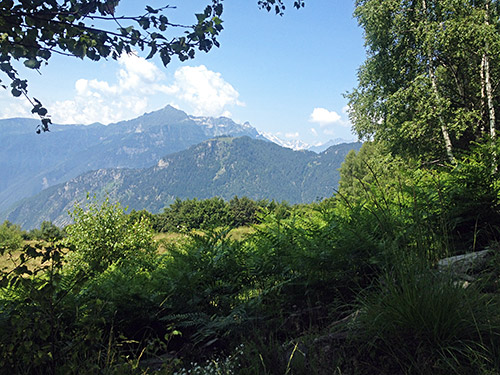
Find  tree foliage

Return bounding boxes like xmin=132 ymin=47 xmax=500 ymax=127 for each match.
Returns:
xmin=27 ymin=221 xmax=65 ymax=242
xmin=348 ymin=0 xmax=500 ymax=163
xmin=65 ymin=197 xmax=155 ymax=273
xmin=152 ymin=196 xmax=288 ymax=232
xmin=0 ymin=220 xmax=23 ymax=253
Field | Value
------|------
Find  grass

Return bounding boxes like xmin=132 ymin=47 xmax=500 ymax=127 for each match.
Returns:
xmin=1 ymin=227 xmax=254 ymax=271
xmin=0 ymin=240 xmax=69 ymax=273
xmin=352 ymin=264 xmax=500 ymax=374
xmin=155 ymin=226 xmax=255 ymax=254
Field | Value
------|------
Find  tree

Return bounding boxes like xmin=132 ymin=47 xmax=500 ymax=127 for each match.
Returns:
xmin=0 ymin=220 xmax=23 ymax=253
xmin=1 ymin=0 xmax=304 ymax=133
xmin=26 ymin=220 xmax=65 ymax=241
xmin=229 ymin=195 xmax=259 ymax=227
xmin=65 ymin=197 xmax=155 ymax=273
xmin=347 ymin=0 xmax=500 ymax=163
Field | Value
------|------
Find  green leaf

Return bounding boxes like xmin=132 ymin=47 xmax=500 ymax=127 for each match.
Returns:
xmin=160 ymin=49 xmax=171 ymax=66
xmin=24 ymin=59 xmax=41 ymax=69
xmin=11 ymin=88 xmax=22 ymax=97
xmin=145 ymin=5 xmax=159 ymax=14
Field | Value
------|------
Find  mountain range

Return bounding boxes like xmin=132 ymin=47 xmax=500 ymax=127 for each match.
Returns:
xmin=1 ymin=105 xmax=361 ymax=228
xmin=2 ymin=137 xmax=361 ymax=229
xmin=0 ymin=105 xmax=266 ymax=212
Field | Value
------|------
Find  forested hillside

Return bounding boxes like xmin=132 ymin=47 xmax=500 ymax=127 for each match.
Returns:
xmin=0 ymin=105 xmax=264 ymax=212
xmin=2 ymin=137 xmax=361 ymax=229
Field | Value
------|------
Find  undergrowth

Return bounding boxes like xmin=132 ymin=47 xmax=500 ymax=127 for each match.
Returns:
xmin=2 ymin=142 xmax=500 ymax=374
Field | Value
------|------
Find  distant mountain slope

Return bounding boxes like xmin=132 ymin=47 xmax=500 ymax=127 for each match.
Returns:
xmin=308 ymin=138 xmax=357 ymax=153
xmin=0 ymin=105 xmax=264 ymax=212
xmin=2 ymin=137 xmax=361 ymax=229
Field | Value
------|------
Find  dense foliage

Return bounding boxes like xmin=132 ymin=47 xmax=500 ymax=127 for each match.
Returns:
xmin=152 ymin=196 xmax=291 ymax=232
xmin=348 ymin=0 xmax=500 ymax=163
xmin=3 ymin=1 xmax=500 ymax=374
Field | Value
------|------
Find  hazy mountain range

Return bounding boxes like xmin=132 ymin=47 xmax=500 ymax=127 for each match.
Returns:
xmin=0 ymin=105 xmax=360 ymax=228
xmin=0 ymin=105 xmax=265 ymax=212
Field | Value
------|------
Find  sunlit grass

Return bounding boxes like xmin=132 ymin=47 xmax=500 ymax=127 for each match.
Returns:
xmin=227 ymin=226 xmax=255 ymax=241
xmin=155 ymin=226 xmax=255 ymax=254
xmin=0 ymin=240 xmax=61 ymax=273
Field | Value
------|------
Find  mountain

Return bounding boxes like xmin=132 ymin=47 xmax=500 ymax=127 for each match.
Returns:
xmin=259 ymin=131 xmax=311 ymax=150
xmin=2 ymin=137 xmax=362 ymax=229
xmin=0 ymin=105 xmax=265 ymax=212
xmin=308 ymin=138 xmax=357 ymax=153
xmin=256 ymin=134 xmax=358 ymax=153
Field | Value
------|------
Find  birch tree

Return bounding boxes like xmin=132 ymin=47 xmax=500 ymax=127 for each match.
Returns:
xmin=348 ymin=0 xmax=500 ymax=163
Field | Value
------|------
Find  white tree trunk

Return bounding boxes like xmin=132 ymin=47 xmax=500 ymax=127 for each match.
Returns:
xmin=484 ymin=3 xmax=496 ymax=143
xmin=422 ymin=0 xmax=456 ymax=164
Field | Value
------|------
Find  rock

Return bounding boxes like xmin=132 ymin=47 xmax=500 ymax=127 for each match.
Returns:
xmin=437 ymin=249 xmax=492 ymax=278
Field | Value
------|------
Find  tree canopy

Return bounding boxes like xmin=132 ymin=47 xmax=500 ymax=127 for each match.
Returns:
xmin=0 ymin=0 xmax=304 ymax=132
xmin=347 ymin=0 xmax=500 ymax=164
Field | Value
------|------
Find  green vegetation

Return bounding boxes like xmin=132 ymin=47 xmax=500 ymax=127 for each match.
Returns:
xmin=2 ymin=155 xmax=500 ymax=374
xmin=3 ymin=1 xmax=500 ymax=374
xmin=152 ymin=196 xmax=290 ymax=232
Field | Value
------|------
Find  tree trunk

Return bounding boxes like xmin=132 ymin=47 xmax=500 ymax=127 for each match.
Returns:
xmin=484 ymin=1 xmax=497 ymax=171
xmin=422 ymin=0 xmax=456 ymax=164
xmin=484 ymin=3 xmax=496 ymax=142
xmin=480 ymin=54 xmax=486 ymax=134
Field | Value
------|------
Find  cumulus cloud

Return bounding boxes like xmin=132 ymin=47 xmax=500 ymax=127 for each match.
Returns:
xmin=46 ymin=55 xmax=242 ymax=124
xmin=1 ymin=53 xmax=243 ymax=125
xmin=309 ymin=107 xmax=342 ymax=126
xmin=307 ymin=106 xmax=354 ymax=140
xmin=50 ymin=53 xmax=178 ymax=124
xmin=171 ymin=65 xmax=244 ymax=117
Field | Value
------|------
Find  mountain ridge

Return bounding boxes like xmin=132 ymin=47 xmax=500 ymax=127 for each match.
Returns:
xmin=1 ymin=137 xmax=362 ymax=229
xmin=0 ymin=105 xmax=265 ymax=212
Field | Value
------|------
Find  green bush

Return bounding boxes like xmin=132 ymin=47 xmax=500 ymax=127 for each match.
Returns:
xmin=65 ymin=197 xmax=156 ymax=273
xmin=0 ymin=220 xmax=24 ymax=253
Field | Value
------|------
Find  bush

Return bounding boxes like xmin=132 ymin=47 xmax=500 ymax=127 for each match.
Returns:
xmin=0 ymin=220 xmax=24 ymax=253
xmin=65 ymin=197 xmax=156 ymax=274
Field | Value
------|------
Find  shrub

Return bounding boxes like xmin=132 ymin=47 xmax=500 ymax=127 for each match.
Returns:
xmin=65 ymin=197 xmax=156 ymax=274
xmin=0 ymin=220 xmax=24 ymax=253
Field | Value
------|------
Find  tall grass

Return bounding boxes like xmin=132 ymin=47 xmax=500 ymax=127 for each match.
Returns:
xmin=354 ymin=262 xmax=500 ymax=374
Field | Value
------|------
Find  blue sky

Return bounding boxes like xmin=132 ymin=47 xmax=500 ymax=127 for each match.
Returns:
xmin=1 ymin=0 xmax=365 ymax=146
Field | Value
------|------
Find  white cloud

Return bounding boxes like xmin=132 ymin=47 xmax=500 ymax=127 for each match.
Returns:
xmin=0 ymin=54 xmax=242 ymax=125
xmin=50 ymin=52 xmax=178 ymax=124
xmin=46 ymin=55 xmax=242 ymax=124
xmin=306 ymin=106 xmax=354 ymax=141
xmin=285 ymin=132 xmax=299 ymax=139
xmin=309 ymin=107 xmax=341 ymax=126
xmin=171 ymin=65 xmax=244 ymax=117
xmin=0 ymin=92 xmax=33 ymax=119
